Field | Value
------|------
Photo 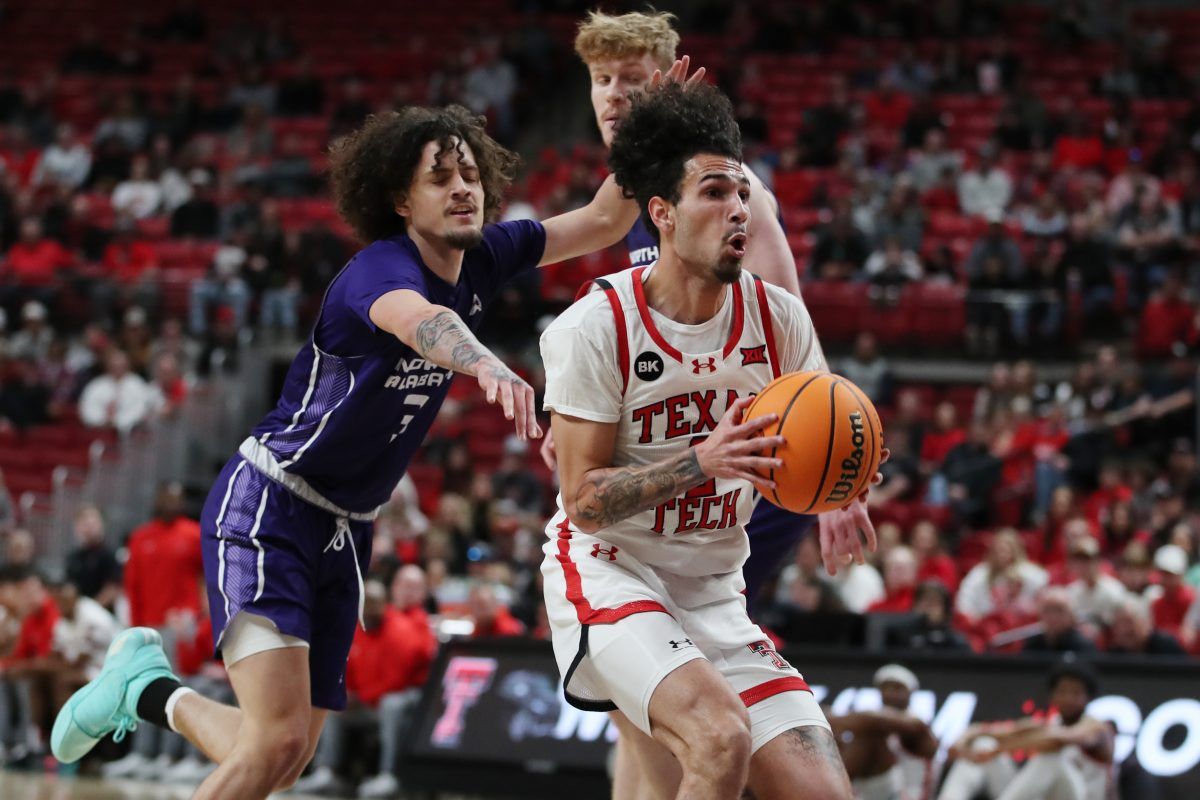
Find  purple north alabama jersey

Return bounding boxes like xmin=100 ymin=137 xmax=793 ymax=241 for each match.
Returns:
xmin=251 ymin=219 xmax=546 ymax=513
xmin=622 ymin=217 xmax=815 ymax=608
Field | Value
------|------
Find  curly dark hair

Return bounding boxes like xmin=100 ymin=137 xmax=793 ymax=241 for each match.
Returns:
xmin=328 ymin=105 xmax=520 ymax=243
xmin=608 ymin=82 xmax=743 ymax=244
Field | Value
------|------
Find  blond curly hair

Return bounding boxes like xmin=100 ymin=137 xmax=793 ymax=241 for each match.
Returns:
xmin=574 ymin=9 xmax=679 ymax=69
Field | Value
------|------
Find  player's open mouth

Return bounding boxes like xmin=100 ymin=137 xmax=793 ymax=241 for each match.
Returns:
xmin=725 ymin=232 xmax=747 ymax=257
xmin=448 ymin=206 xmax=476 ymax=219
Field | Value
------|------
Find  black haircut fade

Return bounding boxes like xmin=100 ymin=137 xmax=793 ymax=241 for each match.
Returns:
xmin=328 ymin=105 xmax=520 ymax=243
xmin=608 ymin=82 xmax=743 ymax=244
xmin=1048 ymin=660 xmax=1099 ymax=699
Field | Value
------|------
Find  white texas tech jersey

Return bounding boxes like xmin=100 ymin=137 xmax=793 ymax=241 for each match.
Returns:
xmin=540 ymin=264 xmax=823 ymax=579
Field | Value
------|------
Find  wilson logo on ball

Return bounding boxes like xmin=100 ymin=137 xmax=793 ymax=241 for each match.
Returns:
xmin=824 ymin=411 xmax=865 ymax=505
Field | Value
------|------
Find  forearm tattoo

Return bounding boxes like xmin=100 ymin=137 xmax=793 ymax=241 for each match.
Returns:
xmin=413 ymin=310 xmax=489 ymax=373
xmin=575 ymin=449 xmax=706 ymax=529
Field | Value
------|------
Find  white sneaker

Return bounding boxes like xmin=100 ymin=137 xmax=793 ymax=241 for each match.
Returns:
xmin=290 ymin=765 xmax=343 ymax=795
xmin=162 ymin=754 xmax=215 ymax=784
xmin=101 ymin=752 xmax=150 ymax=779
xmin=133 ymin=752 xmax=174 ymax=780
xmin=357 ymin=773 xmax=399 ymax=798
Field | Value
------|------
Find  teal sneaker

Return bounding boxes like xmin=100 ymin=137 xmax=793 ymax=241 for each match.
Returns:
xmin=51 ymin=627 xmax=179 ymax=763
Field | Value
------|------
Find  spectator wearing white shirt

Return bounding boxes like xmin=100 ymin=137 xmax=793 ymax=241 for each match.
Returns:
xmin=958 ymin=143 xmax=1013 ymax=217
xmin=909 ymin=128 xmax=963 ymax=192
xmin=956 ymin=529 xmax=1048 ymax=622
xmin=8 ymin=301 xmax=53 ymax=362
xmin=32 ymin=124 xmax=92 ymax=190
xmin=111 ymin=155 xmax=163 ymax=220
xmin=864 ymin=237 xmax=924 ymax=286
xmin=78 ymin=348 xmax=163 ymax=433
xmin=1065 ymin=536 xmax=1128 ymax=629
xmin=51 ymin=579 xmax=120 ymax=682
xmin=830 ymin=561 xmax=886 ymax=613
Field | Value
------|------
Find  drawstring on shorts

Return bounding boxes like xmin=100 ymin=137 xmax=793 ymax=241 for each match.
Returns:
xmin=324 ymin=517 xmax=365 ymax=628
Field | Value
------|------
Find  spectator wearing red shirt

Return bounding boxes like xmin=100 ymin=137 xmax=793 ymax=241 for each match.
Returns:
xmin=98 ymin=216 xmax=160 ymax=317
xmin=867 ymin=546 xmax=918 ymax=614
xmin=0 ymin=127 xmax=41 ymax=187
xmin=346 ymin=582 xmax=424 ymax=707
xmin=124 ymin=482 xmax=203 ymax=628
xmin=469 ymin=582 xmax=525 ymax=638
xmin=1052 ymin=115 xmax=1104 ymax=170
xmin=389 ymin=565 xmax=436 ymax=686
xmin=1137 ymin=275 xmax=1193 ymax=359
xmin=920 ymin=402 xmax=966 ymax=474
xmin=298 ymin=581 xmax=430 ymax=797
xmin=3 ymin=216 xmax=74 ymax=290
xmin=911 ymin=520 xmax=958 ymax=591
xmin=0 ymin=565 xmax=60 ymax=666
xmin=864 ymin=78 xmax=913 ymax=130
xmin=0 ymin=565 xmax=61 ymax=751
xmin=1150 ymin=545 xmax=1194 ymax=636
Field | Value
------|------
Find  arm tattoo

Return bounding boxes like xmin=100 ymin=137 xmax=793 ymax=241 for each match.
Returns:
xmin=575 ymin=449 xmax=706 ymax=529
xmin=413 ymin=310 xmax=490 ymax=374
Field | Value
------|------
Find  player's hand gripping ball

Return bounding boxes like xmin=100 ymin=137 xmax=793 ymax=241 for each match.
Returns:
xmin=745 ymin=371 xmax=883 ymax=514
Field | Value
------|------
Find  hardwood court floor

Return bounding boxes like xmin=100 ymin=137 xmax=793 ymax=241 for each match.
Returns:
xmin=0 ymin=770 xmax=351 ymax=799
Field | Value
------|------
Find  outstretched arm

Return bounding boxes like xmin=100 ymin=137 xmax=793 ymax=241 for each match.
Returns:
xmin=538 ymin=175 xmax=640 ymax=267
xmin=989 ymin=718 xmax=1111 ymax=756
xmin=836 ymin=711 xmax=939 ymax=758
xmin=370 ymin=289 xmax=540 ymax=440
xmin=954 ymin=717 xmax=1111 ymax=762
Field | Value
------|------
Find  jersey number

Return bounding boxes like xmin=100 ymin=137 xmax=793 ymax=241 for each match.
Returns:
xmin=391 ymin=394 xmax=431 ymax=441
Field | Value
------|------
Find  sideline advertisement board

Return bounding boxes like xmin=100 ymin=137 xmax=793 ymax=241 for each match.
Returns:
xmin=404 ymin=640 xmax=1200 ymax=799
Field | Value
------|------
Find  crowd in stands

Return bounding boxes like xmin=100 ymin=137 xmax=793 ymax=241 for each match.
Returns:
xmin=2 ymin=0 xmax=1200 ymax=791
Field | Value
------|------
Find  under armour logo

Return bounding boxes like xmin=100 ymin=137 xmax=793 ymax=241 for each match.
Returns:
xmin=590 ymin=543 xmax=619 ymax=561
xmin=748 ymin=640 xmax=790 ymax=670
xmin=470 ymin=294 xmax=482 ymax=315
xmin=691 ymin=357 xmax=717 ymax=374
xmin=669 ymin=638 xmax=693 ymax=649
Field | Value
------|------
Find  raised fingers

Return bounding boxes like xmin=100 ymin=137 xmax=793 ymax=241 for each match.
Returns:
xmin=498 ymin=379 xmax=515 ymax=423
xmin=819 ymin=520 xmax=839 ymax=576
xmin=523 ymin=384 xmax=541 ymax=439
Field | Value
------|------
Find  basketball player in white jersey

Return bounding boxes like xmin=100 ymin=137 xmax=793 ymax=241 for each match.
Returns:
xmin=937 ymin=663 xmax=1114 ymax=800
xmin=828 ymin=665 xmax=939 ymax=800
xmin=540 ymin=82 xmax=853 ymax=800
xmin=545 ymin=9 xmax=879 ymax=581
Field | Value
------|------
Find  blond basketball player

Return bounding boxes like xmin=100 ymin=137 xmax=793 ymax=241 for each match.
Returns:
xmin=540 ymin=82 xmax=853 ymax=800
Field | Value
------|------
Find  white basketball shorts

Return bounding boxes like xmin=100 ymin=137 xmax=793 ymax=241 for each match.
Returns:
xmin=541 ymin=528 xmax=828 ymax=753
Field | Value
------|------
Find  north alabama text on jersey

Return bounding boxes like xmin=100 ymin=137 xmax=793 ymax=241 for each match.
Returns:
xmin=384 ymin=356 xmax=453 ymax=391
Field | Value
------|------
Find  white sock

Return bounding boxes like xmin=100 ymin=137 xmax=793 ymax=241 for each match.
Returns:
xmin=164 ymin=686 xmax=197 ymax=733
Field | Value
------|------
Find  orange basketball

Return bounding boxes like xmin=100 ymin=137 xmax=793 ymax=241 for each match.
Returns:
xmin=745 ymin=371 xmax=883 ymax=515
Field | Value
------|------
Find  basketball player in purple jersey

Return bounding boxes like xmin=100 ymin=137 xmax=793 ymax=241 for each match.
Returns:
xmin=52 ymin=105 xmax=639 ymax=799
xmin=538 ymin=11 xmax=881 ymax=798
